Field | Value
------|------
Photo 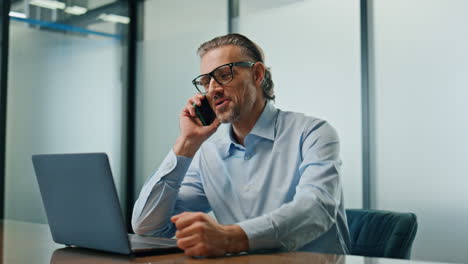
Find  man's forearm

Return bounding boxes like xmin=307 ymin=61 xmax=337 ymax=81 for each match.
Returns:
xmin=132 ymin=151 xmax=192 ymax=236
xmin=224 ymin=225 xmax=249 ymax=253
xmin=173 ymin=136 xmax=202 ymax=158
xmin=237 ymin=185 xmax=337 ymax=252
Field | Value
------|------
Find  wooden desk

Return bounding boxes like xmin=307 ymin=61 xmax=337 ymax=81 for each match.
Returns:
xmin=0 ymin=220 xmax=430 ymax=264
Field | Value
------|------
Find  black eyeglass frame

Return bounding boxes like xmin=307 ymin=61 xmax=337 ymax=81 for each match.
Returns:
xmin=192 ymin=61 xmax=255 ymax=93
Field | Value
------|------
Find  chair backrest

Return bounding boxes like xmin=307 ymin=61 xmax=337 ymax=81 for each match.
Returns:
xmin=346 ymin=209 xmax=418 ymax=259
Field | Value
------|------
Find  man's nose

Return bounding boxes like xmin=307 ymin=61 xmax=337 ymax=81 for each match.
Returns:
xmin=207 ymin=78 xmax=222 ymax=94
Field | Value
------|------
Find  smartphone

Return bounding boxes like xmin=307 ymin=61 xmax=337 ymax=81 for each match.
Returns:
xmin=194 ymin=97 xmax=216 ymax=126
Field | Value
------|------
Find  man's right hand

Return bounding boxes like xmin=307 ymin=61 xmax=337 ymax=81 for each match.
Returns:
xmin=173 ymin=93 xmax=220 ymax=158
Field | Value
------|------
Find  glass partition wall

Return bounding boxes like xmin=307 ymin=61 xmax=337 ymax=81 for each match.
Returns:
xmin=134 ymin=0 xmax=228 ymax=198
xmin=4 ymin=0 xmax=129 ymax=223
xmin=232 ymin=0 xmax=363 ymax=208
xmin=369 ymin=1 xmax=468 ymax=263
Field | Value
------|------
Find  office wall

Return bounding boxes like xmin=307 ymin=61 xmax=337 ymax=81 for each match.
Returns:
xmin=134 ymin=0 xmax=228 ymax=198
xmin=5 ymin=21 xmax=124 ymax=223
xmin=234 ymin=0 xmax=363 ymax=208
xmin=369 ymin=0 xmax=468 ymax=262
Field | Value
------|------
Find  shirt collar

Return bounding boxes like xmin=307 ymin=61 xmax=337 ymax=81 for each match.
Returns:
xmin=218 ymin=101 xmax=279 ymax=159
xmin=249 ymin=101 xmax=277 ymax=141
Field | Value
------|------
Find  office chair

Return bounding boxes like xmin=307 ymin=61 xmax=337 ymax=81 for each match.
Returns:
xmin=346 ymin=209 xmax=418 ymax=259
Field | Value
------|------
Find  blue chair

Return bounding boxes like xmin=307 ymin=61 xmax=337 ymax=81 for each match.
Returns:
xmin=346 ymin=209 xmax=418 ymax=259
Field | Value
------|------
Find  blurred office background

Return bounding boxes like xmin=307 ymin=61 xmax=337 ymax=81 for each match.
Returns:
xmin=0 ymin=0 xmax=467 ymax=263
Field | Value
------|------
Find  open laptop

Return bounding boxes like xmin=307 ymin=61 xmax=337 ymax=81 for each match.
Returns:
xmin=32 ymin=153 xmax=182 ymax=255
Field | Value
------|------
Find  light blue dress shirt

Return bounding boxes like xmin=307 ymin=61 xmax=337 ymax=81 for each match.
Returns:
xmin=132 ymin=102 xmax=351 ymax=254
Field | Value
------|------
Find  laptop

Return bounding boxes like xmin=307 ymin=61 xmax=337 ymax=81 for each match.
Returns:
xmin=32 ymin=153 xmax=182 ymax=255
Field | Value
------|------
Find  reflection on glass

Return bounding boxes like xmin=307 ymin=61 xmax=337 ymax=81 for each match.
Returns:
xmin=9 ymin=0 xmax=129 ymax=39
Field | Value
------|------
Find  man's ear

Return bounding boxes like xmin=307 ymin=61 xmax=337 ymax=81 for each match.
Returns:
xmin=253 ymin=62 xmax=266 ymax=87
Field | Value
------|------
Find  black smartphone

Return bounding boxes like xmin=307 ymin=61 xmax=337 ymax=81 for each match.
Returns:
xmin=194 ymin=97 xmax=216 ymax=126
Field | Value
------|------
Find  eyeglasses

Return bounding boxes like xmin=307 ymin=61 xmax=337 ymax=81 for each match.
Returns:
xmin=192 ymin=61 xmax=255 ymax=93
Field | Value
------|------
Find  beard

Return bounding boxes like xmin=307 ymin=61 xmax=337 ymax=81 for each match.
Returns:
xmin=216 ymin=102 xmax=241 ymax=123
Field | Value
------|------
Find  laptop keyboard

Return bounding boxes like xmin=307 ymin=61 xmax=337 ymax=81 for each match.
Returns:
xmin=128 ymin=234 xmax=178 ymax=249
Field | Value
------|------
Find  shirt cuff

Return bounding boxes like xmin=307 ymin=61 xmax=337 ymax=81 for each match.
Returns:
xmin=237 ymin=215 xmax=281 ymax=251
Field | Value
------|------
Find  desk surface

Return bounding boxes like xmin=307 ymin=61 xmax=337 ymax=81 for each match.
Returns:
xmin=0 ymin=220 xmax=446 ymax=264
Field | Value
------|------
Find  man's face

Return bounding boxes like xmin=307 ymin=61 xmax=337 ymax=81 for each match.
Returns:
xmin=200 ymin=45 xmax=260 ymax=123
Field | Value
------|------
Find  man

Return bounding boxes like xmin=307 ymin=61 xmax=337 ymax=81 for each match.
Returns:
xmin=132 ymin=33 xmax=350 ymax=257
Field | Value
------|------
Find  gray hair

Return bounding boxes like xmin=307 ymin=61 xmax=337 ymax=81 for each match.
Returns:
xmin=197 ymin=33 xmax=275 ymax=101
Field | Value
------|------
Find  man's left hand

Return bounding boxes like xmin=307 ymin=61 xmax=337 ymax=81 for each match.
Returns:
xmin=171 ymin=212 xmax=249 ymax=257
